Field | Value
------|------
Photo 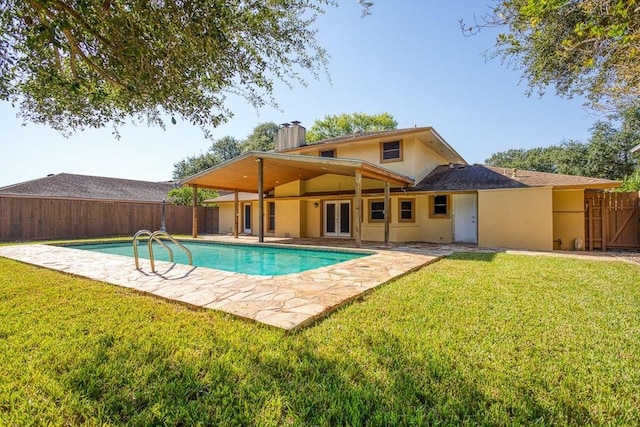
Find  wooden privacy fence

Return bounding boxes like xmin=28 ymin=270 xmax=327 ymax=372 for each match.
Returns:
xmin=585 ymin=191 xmax=640 ymax=251
xmin=0 ymin=195 xmax=219 ymax=241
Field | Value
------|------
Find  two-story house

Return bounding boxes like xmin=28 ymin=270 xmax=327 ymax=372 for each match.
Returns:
xmin=182 ymin=122 xmax=619 ymax=251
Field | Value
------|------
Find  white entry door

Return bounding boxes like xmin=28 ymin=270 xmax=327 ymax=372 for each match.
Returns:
xmin=324 ymin=201 xmax=351 ymax=237
xmin=454 ymin=194 xmax=477 ymax=243
xmin=243 ymin=203 xmax=252 ymax=234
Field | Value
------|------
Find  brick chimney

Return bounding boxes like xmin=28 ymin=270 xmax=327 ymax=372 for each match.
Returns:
xmin=275 ymin=121 xmax=306 ymax=152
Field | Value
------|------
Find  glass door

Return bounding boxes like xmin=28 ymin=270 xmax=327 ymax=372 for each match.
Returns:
xmin=323 ymin=201 xmax=351 ymax=237
xmin=243 ymin=203 xmax=252 ymax=234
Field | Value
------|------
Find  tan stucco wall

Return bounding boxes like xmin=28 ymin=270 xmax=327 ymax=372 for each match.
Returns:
xmin=331 ymin=137 xmax=446 ymax=181
xmin=304 ymin=200 xmax=322 ymax=238
xmin=218 ymin=203 xmax=236 ymax=235
xmin=275 ymin=200 xmax=302 ymax=237
xmin=478 ymin=187 xmax=553 ymax=251
xmin=359 ymin=195 xmax=453 ymax=243
xmin=274 ymin=180 xmax=305 ymax=197
xmin=410 ymin=139 xmax=449 ymax=182
xmin=304 ymin=174 xmax=382 ymax=193
xmin=552 ymin=189 xmax=585 ymax=250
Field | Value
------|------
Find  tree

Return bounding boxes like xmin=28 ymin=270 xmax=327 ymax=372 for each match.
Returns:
xmin=306 ymin=112 xmax=397 ymax=142
xmin=167 ymin=187 xmax=218 ymax=206
xmin=0 ymin=1 xmax=371 ymax=135
xmin=486 ymin=110 xmax=640 ymax=180
xmin=211 ymin=136 xmax=241 ymax=163
xmin=172 ymin=152 xmax=220 ymax=180
xmin=172 ymin=122 xmax=277 ymax=179
xmin=463 ymin=0 xmax=640 ymax=112
xmin=239 ymin=122 xmax=279 ymax=153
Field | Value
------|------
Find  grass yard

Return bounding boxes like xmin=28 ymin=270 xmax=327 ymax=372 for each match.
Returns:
xmin=1 ymin=252 xmax=639 ymax=426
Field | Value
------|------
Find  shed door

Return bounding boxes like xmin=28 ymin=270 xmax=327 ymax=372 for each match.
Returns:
xmin=454 ymin=194 xmax=477 ymax=244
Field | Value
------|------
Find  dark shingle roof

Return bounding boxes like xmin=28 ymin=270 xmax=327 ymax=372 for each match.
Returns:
xmin=412 ymin=164 xmax=620 ymax=191
xmin=0 ymin=173 xmax=177 ymax=202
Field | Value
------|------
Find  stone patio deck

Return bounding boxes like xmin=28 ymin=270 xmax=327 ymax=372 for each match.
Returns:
xmin=0 ymin=237 xmax=447 ymax=331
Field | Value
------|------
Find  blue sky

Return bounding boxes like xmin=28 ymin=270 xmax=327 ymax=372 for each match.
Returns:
xmin=0 ymin=1 xmax=598 ymax=188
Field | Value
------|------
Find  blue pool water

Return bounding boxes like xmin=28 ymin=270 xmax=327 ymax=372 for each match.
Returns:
xmin=64 ymin=241 xmax=371 ymax=276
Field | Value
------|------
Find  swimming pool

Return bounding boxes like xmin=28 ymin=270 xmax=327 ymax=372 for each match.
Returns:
xmin=63 ymin=241 xmax=371 ymax=276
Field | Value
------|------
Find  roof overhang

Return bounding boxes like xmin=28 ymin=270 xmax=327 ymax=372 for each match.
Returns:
xmin=180 ymin=151 xmax=415 ymax=192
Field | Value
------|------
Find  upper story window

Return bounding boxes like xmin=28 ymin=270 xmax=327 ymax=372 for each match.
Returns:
xmin=380 ymin=140 xmax=402 ymax=163
xmin=319 ymin=149 xmax=336 ymax=158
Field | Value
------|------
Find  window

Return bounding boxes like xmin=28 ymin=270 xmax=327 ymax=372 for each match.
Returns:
xmin=380 ymin=140 xmax=402 ymax=162
xmin=398 ymin=198 xmax=415 ymax=222
xmin=430 ymin=195 xmax=449 ymax=218
xmin=319 ymin=149 xmax=336 ymax=158
xmin=368 ymin=199 xmax=385 ymax=222
xmin=268 ymin=202 xmax=276 ymax=232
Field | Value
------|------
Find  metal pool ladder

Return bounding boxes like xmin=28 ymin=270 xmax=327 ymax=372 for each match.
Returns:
xmin=132 ymin=229 xmax=193 ymax=272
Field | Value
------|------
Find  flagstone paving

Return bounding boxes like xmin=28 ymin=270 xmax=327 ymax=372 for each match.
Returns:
xmin=0 ymin=239 xmax=441 ymax=330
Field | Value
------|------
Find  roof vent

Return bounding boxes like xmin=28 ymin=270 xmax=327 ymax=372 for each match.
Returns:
xmin=448 ymin=163 xmax=454 ymax=169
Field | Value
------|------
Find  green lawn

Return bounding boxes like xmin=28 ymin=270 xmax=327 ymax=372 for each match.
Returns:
xmin=1 ymin=252 xmax=639 ymax=426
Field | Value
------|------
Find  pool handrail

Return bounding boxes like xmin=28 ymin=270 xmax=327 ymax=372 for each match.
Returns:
xmin=132 ymin=229 xmax=174 ymax=269
xmin=148 ymin=230 xmax=193 ymax=272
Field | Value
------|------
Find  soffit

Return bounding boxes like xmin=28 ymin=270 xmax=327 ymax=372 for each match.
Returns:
xmin=180 ymin=152 xmax=415 ymax=192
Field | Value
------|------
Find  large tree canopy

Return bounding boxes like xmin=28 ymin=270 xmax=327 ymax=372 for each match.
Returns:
xmin=464 ymin=0 xmax=640 ymax=111
xmin=0 ymin=1 xmax=371 ymax=134
xmin=305 ymin=112 xmax=397 ymax=142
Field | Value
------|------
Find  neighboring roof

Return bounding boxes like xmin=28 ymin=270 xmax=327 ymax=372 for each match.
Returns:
xmin=485 ymin=166 xmax=621 ymax=189
xmin=205 ymin=192 xmax=258 ymax=203
xmin=413 ymin=164 xmax=620 ymax=192
xmin=181 ymin=151 xmax=415 ymax=192
xmin=0 ymin=173 xmax=177 ymax=202
xmin=279 ymin=127 xmax=468 ymax=165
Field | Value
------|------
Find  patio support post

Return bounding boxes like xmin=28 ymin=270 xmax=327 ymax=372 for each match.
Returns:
xmin=233 ymin=190 xmax=239 ymax=238
xmin=191 ymin=185 xmax=198 ymax=238
xmin=257 ymin=158 xmax=264 ymax=243
xmin=384 ymin=181 xmax=390 ymax=246
xmin=355 ymin=171 xmax=362 ymax=248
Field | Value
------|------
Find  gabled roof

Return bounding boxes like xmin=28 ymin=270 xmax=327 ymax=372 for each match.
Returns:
xmin=279 ymin=127 xmax=468 ymax=165
xmin=181 ymin=151 xmax=415 ymax=192
xmin=0 ymin=173 xmax=176 ymax=202
xmin=413 ymin=164 xmax=620 ymax=192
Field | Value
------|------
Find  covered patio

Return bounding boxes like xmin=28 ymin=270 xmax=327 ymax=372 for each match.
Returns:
xmin=181 ymin=151 xmax=415 ymax=247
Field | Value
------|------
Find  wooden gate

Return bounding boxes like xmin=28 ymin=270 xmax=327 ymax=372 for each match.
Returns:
xmin=585 ymin=191 xmax=640 ymax=251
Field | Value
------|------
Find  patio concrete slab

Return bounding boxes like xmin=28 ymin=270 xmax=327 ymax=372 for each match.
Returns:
xmin=0 ymin=240 xmax=440 ymax=330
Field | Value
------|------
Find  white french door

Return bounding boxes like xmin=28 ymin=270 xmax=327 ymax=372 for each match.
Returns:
xmin=323 ymin=201 xmax=351 ymax=237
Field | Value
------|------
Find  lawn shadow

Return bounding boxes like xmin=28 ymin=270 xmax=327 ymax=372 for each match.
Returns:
xmin=60 ymin=325 xmax=598 ymax=426
xmin=446 ymin=251 xmax=498 ymax=262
